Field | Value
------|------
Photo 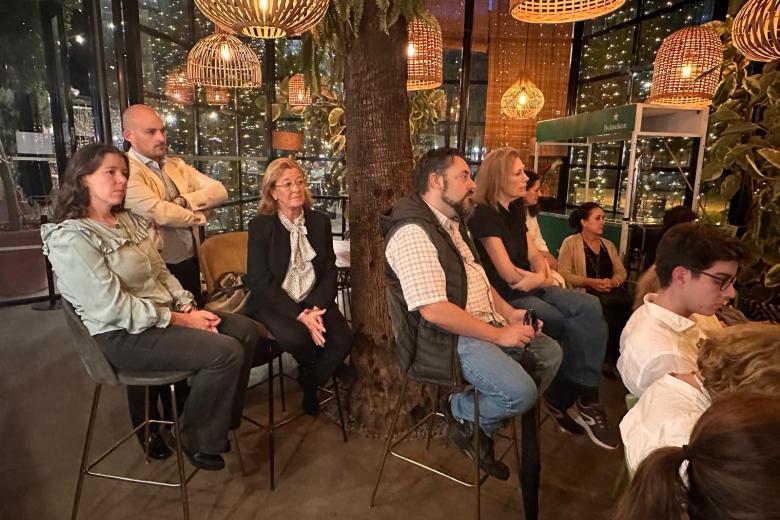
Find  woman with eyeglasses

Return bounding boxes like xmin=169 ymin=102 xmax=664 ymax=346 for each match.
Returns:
xmin=244 ymin=156 xmax=355 ymax=415
xmin=558 ymin=202 xmax=632 ymax=373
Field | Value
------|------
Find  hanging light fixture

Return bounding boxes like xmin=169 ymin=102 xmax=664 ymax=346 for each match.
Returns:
xmin=205 ymin=86 xmax=231 ymax=106
xmin=648 ymin=26 xmax=722 ymax=106
xmin=164 ymin=68 xmax=196 ymax=106
xmin=510 ymin=0 xmax=625 ymax=23
xmin=501 ymin=23 xmax=544 ymax=119
xmin=407 ymin=15 xmax=443 ymax=91
xmin=186 ymin=29 xmax=261 ymax=88
xmin=732 ymin=0 xmax=780 ymax=62
xmin=288 ymin=74 xmax=311 ymax=109
xmin=193 ymin=0 xmax=329 ymax=39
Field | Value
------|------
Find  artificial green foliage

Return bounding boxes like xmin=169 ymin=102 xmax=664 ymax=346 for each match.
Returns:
xmin=704 ymin=18 xmax=780 ymax=302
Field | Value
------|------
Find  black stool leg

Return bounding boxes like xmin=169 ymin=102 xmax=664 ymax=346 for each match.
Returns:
xmin=268 ymin=356 xmax=276 ymax=490
xmin=521 ymin=404 xmax=540 ymax=520
xmin=169 ymin=383 xmax=190 ymax=520
xmin=71 ymin=384 xmax=101 ymax=520
xmin=332 ymin=377 xmax=348 ymax=443
xmin=278 ymin=354 xmax=286 ymax=412
xmin=369 ymin=375 xmax=409 ymax=508
xmin=143 ymin=386 xmax=150 ymax=463
xmin=473 ymin=387 xmax=481 ymax=520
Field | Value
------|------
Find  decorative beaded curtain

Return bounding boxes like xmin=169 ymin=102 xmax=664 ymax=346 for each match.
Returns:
xmin=194 ymin=0 xmax=329 ymax=39
xmin=648 ymin=26 xmax=722 ymax=106
xmin=164 ymin=68 xmax=196 ymax=105
xmin=407 ymin=16 xmax=444 ymax=91
xmin=732 ymin=0 xmax=780 ymax=62
xmin=186 ymin=30 xmax=261 ymax=88
xmin=510 ymin=0 xmax=626 ymax=23
xmin=485 ymin=0 xmax=573 ymax=163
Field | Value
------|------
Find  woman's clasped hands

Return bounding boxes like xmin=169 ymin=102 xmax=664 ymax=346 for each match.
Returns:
xmin=297 ymin=307 xmax=327 ymax=347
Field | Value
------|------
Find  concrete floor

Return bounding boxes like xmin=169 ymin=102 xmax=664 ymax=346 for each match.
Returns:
xmin=0 ymin=303 xmax=627 ymax=519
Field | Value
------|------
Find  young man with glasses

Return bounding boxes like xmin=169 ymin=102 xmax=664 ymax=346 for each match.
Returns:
xmin=618 ymin=223 xmax=746 ymax=396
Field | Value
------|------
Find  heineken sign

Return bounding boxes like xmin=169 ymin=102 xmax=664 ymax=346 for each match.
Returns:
xmin=536 ymin=104 xmax=638 ymax=142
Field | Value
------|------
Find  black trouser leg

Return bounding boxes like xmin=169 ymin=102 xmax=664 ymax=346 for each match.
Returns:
xmin=166 ymin=256 xmax=205 ymax=308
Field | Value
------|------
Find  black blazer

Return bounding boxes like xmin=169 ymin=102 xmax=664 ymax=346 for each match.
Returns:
xmin=245 ymin=208 xmax=338 ymax=320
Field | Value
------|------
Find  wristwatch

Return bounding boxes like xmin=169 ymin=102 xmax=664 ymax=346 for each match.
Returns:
xmin=173 ymin=195 xmax=189 ymax=208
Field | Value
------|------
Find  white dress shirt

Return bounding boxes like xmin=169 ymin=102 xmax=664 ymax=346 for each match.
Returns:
xmin=618 ymin=293 xmax=722 ymax=396
xmin=620 ymin=373 xmax=710 ymax=472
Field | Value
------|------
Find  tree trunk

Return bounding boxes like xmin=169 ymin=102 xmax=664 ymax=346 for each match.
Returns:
xmin=344 ymin=0 xmax=417 ymax=435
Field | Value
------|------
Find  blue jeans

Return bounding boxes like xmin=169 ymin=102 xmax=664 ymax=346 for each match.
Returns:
xmin=510 ymin=286 xmax=607 ymax=393
xmin=450 ymin=333 xmax=562 ymax=436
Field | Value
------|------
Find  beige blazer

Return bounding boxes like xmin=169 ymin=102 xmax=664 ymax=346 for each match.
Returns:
xmin=125 ymin=153 xmax=228 ymax=251
xmin=558 ymin=233 xmax=627 ymax=291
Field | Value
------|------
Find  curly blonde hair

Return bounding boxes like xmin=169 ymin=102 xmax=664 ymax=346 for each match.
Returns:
xmin=258 ymin=156 xmax=313 ymax=215
xmin=698 ymin=322 xmax=780 ymax=400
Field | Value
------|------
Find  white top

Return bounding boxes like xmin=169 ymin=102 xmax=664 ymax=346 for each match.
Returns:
xmin=620 ymin=373 xmax=710 ymax=472
xmin=525 ymin=213 xmax=549 ymax=253
xmin=618 ymin=293 xmax=722 ymax=396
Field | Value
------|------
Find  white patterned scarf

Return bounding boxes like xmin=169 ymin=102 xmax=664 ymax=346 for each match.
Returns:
xmin=278 ymin=211 xmax=316 ymax=303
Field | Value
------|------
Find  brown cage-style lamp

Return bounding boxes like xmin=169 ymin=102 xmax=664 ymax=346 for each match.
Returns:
xmin=648 ymin=26 xmax=722 ymax=106
xmin=194 ymin=0 xmax=329 ymax=39
xmin=186 ymin=29 xmax=261 ymax=88
xmin=407 ymin=15 xmax=443 ymax=91
xmin=732 ymin=0 xmax=780 ymax=62
xmin=510 ymin=0 xmax=626 ymax=23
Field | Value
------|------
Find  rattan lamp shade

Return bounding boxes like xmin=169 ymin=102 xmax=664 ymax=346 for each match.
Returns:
xmin=206 ymin=86 xmax=231 ymax=106
xmin=510 ymin=0 xmax=626 ymax=23
xmin=407 ymin=16 xmax=443 ymax=91
xmin=164 ymin=69 xmax=195 ymax=106
xmin=648 ymin=26 xmax=722 ymax=106
xmin=187 ymin=31 xmax=261 ymax=88
xmin=733 ymin=0 xmax=780 ymax=62
xmin=288 ymin=74 xmax=311 ymax=108
xmin=501 ymin=78 xmax=545 ymax=119
xmin=194 ymin=0 xmax=329 ymax=39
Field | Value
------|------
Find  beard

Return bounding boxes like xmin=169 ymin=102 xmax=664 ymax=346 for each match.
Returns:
xmin=443 ymin=192 xmax=475 ymax=219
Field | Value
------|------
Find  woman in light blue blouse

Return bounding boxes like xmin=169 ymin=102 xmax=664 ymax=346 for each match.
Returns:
xmin=42 ymin=143 xmax=257 ymax=471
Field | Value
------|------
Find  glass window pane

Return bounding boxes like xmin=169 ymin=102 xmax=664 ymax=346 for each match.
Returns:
xmin=577 ymin=75 xmax=630 ymax=112
xmin=206 ymin=204 xmax=238 ymax=235
xmin=584 ymin=0 xmax=638 ymax=35
xmin=146 ymin=99 xmax=196 ymax=155
xmin=139 ymin=0 xmax=191 ymax=43
xmin=141 ymin=32 xmax=188 ymax=96
xmin=198 ymin=106 xmax=237 ymax=156
xmin=197 ymin=160 xmax=240 ymax=202
xmin=630 ymin=70 xmax=653 ymax=103
xmin=241 ymin=159 xmax=264 ymax=198
xmin=580 ymin=26 xmax=635 ymax=80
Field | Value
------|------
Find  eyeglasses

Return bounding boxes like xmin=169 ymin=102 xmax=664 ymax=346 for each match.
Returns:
xmin=275 ymin=179 xmax=306 ymax=191
xmin=689 ymin=268 xmax=737 ymax=292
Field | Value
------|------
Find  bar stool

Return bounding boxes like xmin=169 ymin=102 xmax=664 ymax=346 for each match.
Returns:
xmin=369 ymin=371 xmax=540 ymax=520
xmin=62 ymin=299 xmax=199 ymax=520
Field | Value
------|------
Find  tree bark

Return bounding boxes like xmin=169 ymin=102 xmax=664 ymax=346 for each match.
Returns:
xmin=344 ymin=0 xmax=417 ymax=435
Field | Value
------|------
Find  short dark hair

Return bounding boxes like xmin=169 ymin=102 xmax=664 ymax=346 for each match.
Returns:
xmin=568 ymin=202 xmax=602 ymax=232
xmin=52 ymin=143 xmax=129 ymax=222
xmin=414 ymin=147 xmax=463 ymax=195
xmin=525 ymin=170 xmax=540 ymax=217
xmin=655 ymin=223 xmax=746 ymax=288
xmin=662 ymin=205 xmax=697 ymax=235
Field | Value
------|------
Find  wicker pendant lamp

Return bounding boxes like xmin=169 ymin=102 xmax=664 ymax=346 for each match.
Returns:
xmin=648 ymin=26 xmax=722 ymax=106
xmin=164 ymin=68 xmax=196 ymax=106
xmin=732 ymin=0 xmax=780 ymax=62
xmin=206 ymin=86 xmax=231 ymax=106
xmin=193 ymin=0 xmax=329 ymax=39
xmin=288 ymin=74 xmax=311 ymax=108
xmin=510 ymin=0 xmax=626 ymax=23
xmin=187 ymin=29 xmax=261 ymax=88
xmin=500 ymin=24 xmax=544 ymax=119
xmin=407 ymin=15 xmax=443 ymax=91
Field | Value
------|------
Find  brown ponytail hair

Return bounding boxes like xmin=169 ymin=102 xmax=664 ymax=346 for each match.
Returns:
xmin=615 ymin=393 xmax=780 ymax=520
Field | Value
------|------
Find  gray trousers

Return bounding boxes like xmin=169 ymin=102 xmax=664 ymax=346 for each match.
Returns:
xmin=95 ymin=311 xmax=258 ymax=454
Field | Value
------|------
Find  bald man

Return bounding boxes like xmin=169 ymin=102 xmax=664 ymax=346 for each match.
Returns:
xmin=122 ymin=104 xmax=227 ymax=305
xmin=122 ymin=104 xmax=228 ymax=458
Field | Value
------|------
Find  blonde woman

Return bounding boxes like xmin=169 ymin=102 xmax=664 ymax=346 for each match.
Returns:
xmin=467 ymin=147 xmax=618 ymax=450
xmin=244 ymin=157 xmax=355 ymax=415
